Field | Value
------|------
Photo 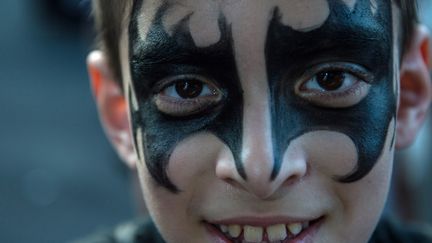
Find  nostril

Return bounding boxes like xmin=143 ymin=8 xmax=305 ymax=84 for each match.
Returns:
xmin=281 ymin=163 xmax=310 ymax=187
xmin=282 ymin=175 xmax=303 ymax=187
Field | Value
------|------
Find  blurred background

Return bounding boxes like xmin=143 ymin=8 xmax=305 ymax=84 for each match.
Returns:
xmin=0 ymin=0 xmax=431 ymax=242
xmin=0 ymin=0 xmax=134 ymax=242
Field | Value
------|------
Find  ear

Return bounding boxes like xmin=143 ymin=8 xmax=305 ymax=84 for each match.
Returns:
xmin=87 ymin=50 xmax=137 ymax=169
xmin=396 ymin=25 xmax=432 ymax=149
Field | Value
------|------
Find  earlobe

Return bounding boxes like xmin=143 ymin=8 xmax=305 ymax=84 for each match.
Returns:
xmin=396 ymin=25 xmax=432 ymax=149
xmin=87 ymin=50 xmax=138 ymax=169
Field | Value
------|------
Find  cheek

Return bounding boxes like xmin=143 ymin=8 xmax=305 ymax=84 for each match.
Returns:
xmin=331 ymin=118 xmax=396 ymax=242
xmin=336 ymin=118 xmax=395 ymax=200
xmin=134 ymin=134 xmax=222 ymax=243
xmin=283 ymin=131 xmax=357 ymax=178
xmin=135 ymin=133 xmax=230 ymax=242
xmin=166 ymin=132 xmax=226 ymax=189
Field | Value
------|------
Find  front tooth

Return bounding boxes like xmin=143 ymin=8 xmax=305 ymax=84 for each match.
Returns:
xmin=267 ymin=224 xmax=287 ymax=241
xmin=287 ymin=223 xmax=303 ymax=236
xmin=228 ymin=225 xmax=242 ymax=238
xmin=244 ymin=225 xmax=263 ymax=242
xmin=220 ymin=225 xmax=228 ymax=233
xmin=243 ymin=225 xmax=264 ymax=242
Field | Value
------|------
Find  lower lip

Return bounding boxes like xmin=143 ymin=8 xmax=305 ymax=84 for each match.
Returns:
xmin=205 ymin=217 xmax=324 ymax=243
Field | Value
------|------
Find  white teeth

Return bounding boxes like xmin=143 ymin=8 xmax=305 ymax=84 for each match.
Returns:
xmin=267 ymin=224 xmax=287 ymax=241
xmin=228 ymin=224 xmax=242 ymax=238
xmin=218 ymin=221 xmax=309 ymax=241
xmin=243 ymin=225 xmax=263 ymax=242
xmin=220 ymin=225 xmax=228 ymax=233
xmin=287 ymin=223 xmax=303 ymax=236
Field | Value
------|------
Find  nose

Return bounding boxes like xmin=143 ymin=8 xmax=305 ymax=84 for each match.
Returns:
xmin=215 ymin=92 xmax=307 ymax=199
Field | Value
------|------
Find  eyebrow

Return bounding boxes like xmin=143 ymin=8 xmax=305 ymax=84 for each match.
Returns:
xmin=129 ymin=10 xmax=239 ymax=87
xmin=132 ymin=25 xmax=389 ymax=80
xmin=130 ymin=3 xmax=391 ymax=82
xmin=132 ymin=36 xmax=232 ymax=67
xmin=270 ymin=24 xmax=390 ymax=70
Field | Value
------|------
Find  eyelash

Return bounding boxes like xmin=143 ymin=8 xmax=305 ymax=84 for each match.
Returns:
xmin=153 ymin=75 xmax=223 ymax=117
xmin=295 ymin=63 xmax=373 ymax=108
xmin=152 ymin=63 xmax=372 ymax=116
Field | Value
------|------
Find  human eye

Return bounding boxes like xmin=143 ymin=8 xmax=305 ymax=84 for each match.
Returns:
xmin=153 ymin=74 xmax=223 ymax=117
xmin=295 ymin=63 xmax=373 ymax=108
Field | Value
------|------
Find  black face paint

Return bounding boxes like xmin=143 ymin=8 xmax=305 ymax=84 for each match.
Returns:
xmin=129 ymin=1 xmax=244 ymax=192
xmin=266 ymin=0 xmax=396 ymax=181
xmin=128 ymin=0 xmax=396 ymax=192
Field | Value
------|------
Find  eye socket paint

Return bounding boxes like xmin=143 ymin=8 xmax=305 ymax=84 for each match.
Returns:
xmin=129 ymin=1 xmax=244 ymax=192
xmin=265 ymin=0 xmax=396 ymax=181
xmin=128 ymin=0 xmax=397 ymax=191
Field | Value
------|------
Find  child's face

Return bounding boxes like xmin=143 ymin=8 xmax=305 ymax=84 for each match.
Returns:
xmin=120 ymin=0 xmax=399 ymax=242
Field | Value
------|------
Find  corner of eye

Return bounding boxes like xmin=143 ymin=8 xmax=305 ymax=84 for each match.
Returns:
xmin=294 ymin=79 xmax=308 ymax=93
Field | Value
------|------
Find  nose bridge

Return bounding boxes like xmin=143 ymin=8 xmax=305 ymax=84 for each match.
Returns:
xmin=238 ymin=74 xmax=279 ymax=198
xmin=229 ymin=15 xmax=282 ymax=197
xmin=242 ymin=89 xmax=274 ymax=172
xmin=225 ymin=16 xmax=301 ymax=198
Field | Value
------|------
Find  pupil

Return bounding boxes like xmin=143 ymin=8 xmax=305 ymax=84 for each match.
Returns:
xmin=175 ymin=79 xmax=203 ymax=99
xmin=316 ymin=71 xmax=345 ymax=91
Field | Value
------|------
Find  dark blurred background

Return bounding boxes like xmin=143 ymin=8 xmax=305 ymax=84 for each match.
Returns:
xmin=0 ymin=0 xmax=134 ymax=242
xmin=0 ymin=0 xmax=431 ymax=242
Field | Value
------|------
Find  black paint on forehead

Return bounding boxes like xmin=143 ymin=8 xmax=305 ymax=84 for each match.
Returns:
xmin=128 ymin=0 xmax=396 ymax=191
xmin=266 ymin=0 xmax=396 ymax=181
xmin=129 ymin=1 xmax=244 ymax=192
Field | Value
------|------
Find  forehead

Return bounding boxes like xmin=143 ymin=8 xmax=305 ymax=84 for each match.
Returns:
xmin=134 ymin=0 xmax=386 ymax=47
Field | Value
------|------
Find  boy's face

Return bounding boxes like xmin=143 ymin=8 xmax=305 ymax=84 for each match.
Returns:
xmin=120 ymin=0 xmax=399 ymax=242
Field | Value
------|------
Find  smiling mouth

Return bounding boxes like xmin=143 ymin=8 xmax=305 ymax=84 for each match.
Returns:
xmin=206 ymin=217 xmax=324 ymax=243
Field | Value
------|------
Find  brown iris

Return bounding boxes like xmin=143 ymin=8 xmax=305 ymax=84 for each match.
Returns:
xmin=316 ymin=71 xmax=345 ymax=91
xmin=175 ymin=79 xmax=204 ymax=99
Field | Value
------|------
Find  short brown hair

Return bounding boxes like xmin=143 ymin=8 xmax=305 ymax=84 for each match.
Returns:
xmin=92 ymin=0 xmax=130 ymax=84
xmin=92 ymin=0 xmax=418 ymax=84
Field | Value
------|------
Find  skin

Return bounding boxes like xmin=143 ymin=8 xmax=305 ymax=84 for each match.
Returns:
xmin=118 ymin=0 xmax=402 ymax=242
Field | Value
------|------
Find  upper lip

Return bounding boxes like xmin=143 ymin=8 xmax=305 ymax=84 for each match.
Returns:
xmin=208 ymin=215 xmax=322 ymax=226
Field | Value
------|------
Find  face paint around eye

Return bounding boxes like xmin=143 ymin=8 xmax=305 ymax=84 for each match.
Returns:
xmin=129 ymin=0 xmax=395 ymax=192
xmin=265 ymin=0 xmax=396 ymax=182
xmin=129 ymin=0 xmax=246 ymax=191
xmin=154 ymin=75 xmax=224 ymax=117
xmin=295 ymin=62 xmax=373 ymax=108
